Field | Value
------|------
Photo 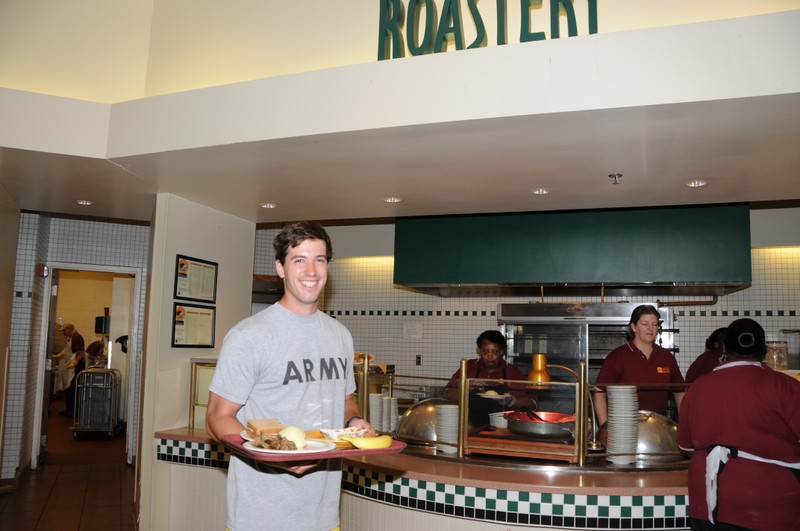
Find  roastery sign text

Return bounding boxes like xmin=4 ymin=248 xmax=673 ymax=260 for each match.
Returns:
xmin=378 ymin=0 xmax=599 ymax=60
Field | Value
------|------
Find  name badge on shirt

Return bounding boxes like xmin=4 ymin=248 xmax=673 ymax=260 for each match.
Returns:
xmin=657 ymin=367 xmax=670 ymax=374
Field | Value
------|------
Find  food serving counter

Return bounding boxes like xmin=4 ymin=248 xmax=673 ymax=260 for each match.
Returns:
xmin=154 ymin=428 xmax=688 ymax=531
xmin=340 ymin=358 xmax=689 ymax=530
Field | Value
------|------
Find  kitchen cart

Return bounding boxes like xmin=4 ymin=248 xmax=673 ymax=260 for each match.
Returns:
xmin=71 ymin=367 xmax=122 ymax=438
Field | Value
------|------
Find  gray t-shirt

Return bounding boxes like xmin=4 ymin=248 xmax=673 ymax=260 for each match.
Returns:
xmin=209 ymin=303 xmax=356 ymax=531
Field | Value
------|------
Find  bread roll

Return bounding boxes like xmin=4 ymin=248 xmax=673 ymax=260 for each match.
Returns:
xmin=245 ymin=418 xmax=286 ymax=439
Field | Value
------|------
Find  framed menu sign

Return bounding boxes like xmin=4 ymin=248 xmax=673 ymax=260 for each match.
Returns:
xmin=174 ymin=255 xmax=218 ymax=303
xmin=172 ymin=303 xmax=216 ymax=348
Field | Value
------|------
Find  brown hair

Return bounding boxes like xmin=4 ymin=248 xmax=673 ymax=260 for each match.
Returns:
xmin=273 ymin=221 xmax=333 ymax=264
xmin=627 ymin=304 xmax=661 ymax=339
xmin=629 ymin=304 xmax=661 ymax=326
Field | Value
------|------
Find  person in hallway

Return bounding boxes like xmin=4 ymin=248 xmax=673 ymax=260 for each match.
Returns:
xmin=678 ymin=318 xmax=800 ymax=531
xmin=445 ymin=330 xmax=537 ymax=429
xmin=205 ymin=221 xmax=374 ymax=531
xmin=53 ymin=323 xmax=85 ymax=391
xmin=51 ymin=322 xmax=68 ymax=395
xmin=60 ymin=335 xmax=96 ymax=417
xmin=685 ymin=327 xmax=727 ymax=383
xmin=594 ymin=304 xmax=685 ymax=428
xmin=84 ymin=340 xmax=106 ymax=367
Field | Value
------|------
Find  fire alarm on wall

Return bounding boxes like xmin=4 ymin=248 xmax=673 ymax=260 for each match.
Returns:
xmin=35 ymin=263 xmax=49 ymax=277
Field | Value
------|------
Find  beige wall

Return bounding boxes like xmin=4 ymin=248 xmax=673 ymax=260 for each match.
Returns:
xmin=0 ymin=0 xmax=796 ymax=103
xmin=751 ymin=208 xmax=800 ymax=247
xmin=0 ymin=0 xmax=153 ymax=103
xmin=55 ymin=270 xmax=123 ymax=347
xmin=138 ymin=193 xmax=254 ymax=530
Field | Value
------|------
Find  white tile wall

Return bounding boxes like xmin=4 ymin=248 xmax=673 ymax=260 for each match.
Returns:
xmin=3 ymin=213 xmax=43 ymax=479
xmin=3 ymin=214 xmax=150 ymax=481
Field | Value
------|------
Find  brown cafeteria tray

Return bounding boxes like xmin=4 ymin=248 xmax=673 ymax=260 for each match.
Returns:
xmin=221 ymin=434 xmax=406 ymax=462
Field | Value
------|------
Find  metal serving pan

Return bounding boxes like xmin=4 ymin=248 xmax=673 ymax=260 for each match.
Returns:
xmin=505 ymin=411 xmax=576 ymax=439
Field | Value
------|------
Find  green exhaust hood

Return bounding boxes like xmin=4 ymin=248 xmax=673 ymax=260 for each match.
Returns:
xmin=394 ymin=204 xmax=752 ymax=297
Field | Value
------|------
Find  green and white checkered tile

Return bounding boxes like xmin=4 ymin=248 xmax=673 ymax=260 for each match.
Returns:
xmin=155 ymin=438 xmax=229 ymax=468
xmin=342 ymin=463 xmax=688 ymax=530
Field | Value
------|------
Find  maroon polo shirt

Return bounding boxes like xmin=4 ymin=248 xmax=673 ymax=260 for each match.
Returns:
xmin=595 ymin=341 xmax=684 ymax=415
xmin=685 ymin=350 xmax=722 ymax=383
xmin=678 ymin=362 xmax=800 ymax=530
xmin=446 ymin=358 xmax=532 ymax=399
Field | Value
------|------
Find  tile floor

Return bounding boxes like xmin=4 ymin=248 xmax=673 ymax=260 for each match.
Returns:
xmin=0 ymin=463 xmax=136 ymax=530
xmin=0 ymin=393 xmax=136 ymax=530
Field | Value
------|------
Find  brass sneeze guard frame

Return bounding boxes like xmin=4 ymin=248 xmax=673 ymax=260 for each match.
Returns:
xmin=356 ymin=355 xmax=591 ymax=466
xmin=456 ymin=359 xmax=589 ymax=465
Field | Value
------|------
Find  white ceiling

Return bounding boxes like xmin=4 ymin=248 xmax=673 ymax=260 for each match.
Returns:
xmin=2 ymin=91 xmax=798 ymax=225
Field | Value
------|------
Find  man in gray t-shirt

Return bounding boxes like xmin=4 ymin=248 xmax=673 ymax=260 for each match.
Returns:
xmin=207 ymin=221 xmax=373 ymax=531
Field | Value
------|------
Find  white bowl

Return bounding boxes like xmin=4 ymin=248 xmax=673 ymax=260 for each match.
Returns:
xmin=488 ymin=411 xmax=509 ymax=428
xmin=320 ymin=427 xmax=367 ymax=441
xmin=489 ymin=417 xmax=508 ymax=428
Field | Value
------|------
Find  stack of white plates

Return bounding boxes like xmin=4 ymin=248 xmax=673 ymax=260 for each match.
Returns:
xmin=369 ymin=393 xmax=383 ymax=431
xmin=435 ymin=404 xmax=459 ymax=454
xmin=606 ymin=385 xmax=639 ymax=465
xmin=382 ymin=396 xmax=399 ymax=431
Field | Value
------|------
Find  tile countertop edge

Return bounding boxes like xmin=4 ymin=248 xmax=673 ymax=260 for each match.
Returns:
xmin=155 ymin=427 xmax=215 ymax=443
xmin=343 ymin=452 xmax=689 ymax=497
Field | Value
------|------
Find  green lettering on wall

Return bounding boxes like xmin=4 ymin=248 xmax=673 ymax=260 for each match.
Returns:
xmin=378 ymin=0 xmax=405 ymax=60
xmin=434 ymin=0 xmax=465 ymax=53
xmin=377 ymin=0 xmax=600 ymax=59
xmin=551 ymin=0 xmax=577 ymax=38
xmin=407 ymin=0 xmax=435 ymax=56
xmin=520 ymin=0 xmax=546 ymax=42
xmin=496 ymin=0 xmax=508 ymax=45
xmin=466 ymin=0 xmax=487 ymax=49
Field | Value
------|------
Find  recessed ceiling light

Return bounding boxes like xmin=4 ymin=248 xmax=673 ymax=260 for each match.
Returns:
xmin=259 ymin=202 xmax=277 ymax=209
xmin=382 ymin=196 xmax=402 ymax=203
xmin=686 ymin=179 xmax=708 ymax=188
xmin=75 ymin=199 xmax=94 ymax=206
xmin=531 ymin=188 xmax=551 ymax=195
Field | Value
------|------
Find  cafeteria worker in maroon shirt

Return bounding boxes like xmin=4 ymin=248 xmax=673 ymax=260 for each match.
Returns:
xmin=685 ymin=327 xmax=727 ymax=383
xmin=445 ymin=330 xmax=537 ymax=429
xmin=593 ymin=304 xmax=685 ymax=428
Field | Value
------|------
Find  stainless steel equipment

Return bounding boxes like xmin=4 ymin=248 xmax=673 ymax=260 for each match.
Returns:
xmin=394 ymin=398 xmax=449 ymax=445
xmin=498 ymin=302 xmax=676 ymax=414
xmin=499 ymin=302 xmax=675 ymax=384
xmin=506 ymin=411 xmax=575 ymax=439
xmin=71 ymin=367 xmax=122 ymax=438
xmin=635 ymin=410 xmax=685 ymax=464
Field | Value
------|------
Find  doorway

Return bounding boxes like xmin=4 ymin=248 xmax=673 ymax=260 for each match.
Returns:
xmin=33 ymin=263 xmax=142 ymax=467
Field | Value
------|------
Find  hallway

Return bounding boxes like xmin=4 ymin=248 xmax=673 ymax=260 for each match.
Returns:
xmin=0 ymin=395 xmax=136 ymax=530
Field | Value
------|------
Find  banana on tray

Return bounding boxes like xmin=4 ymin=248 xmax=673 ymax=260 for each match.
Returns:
xmin=341 ymin=434 xmax=393 ymax=449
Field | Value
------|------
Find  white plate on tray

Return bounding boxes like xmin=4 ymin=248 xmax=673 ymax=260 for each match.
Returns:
xmin=240 ymin=430 xmax=253 ymax=441
xmin=476 ymin=393 xmax=512 ymax=401
xmin=243 ymin=440 xmax=336 ymax=454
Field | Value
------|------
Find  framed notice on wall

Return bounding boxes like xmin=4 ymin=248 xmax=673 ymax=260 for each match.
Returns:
xmin=174 ymin=254 xmax=218 ymax=303
xmin=172 ymin=303 xmax=216 ymax=348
